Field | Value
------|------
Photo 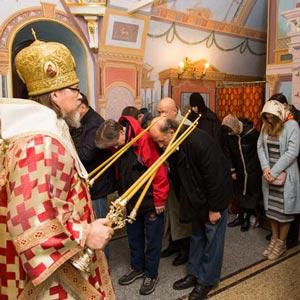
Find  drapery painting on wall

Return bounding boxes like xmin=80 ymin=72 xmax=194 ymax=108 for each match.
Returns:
xmin=217 ymin=84 xmax=264 ymax=129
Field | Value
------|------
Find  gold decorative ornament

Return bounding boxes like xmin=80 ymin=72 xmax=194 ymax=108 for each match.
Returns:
xmin=15 ymin=29 xmax=79 ymax=96
xmin=69 ymin=248 xmax=94 ymax=274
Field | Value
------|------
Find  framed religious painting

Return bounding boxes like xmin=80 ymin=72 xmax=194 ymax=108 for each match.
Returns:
xmin=100 ymin=8 xmax=149 ymax=57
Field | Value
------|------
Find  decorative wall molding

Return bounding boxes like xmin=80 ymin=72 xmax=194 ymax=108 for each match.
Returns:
xmin=0 ymin=6 xmax=84 ymax=77
xmin=266 ymin=63 xmax=292 ymax=76
xmin=276 ymin=37 xmax=290 ymax=49
xmin=41 ymin=2 xmax=56 ymax=18
xmin=141 ymin=64 xmax=154 ymax=89
xmin=0 ymin=7 xmax=75 ymax=49
xmin=0 ymin=8 xmax=43 ymax=49
xmin=99 ymin=51 xmax=144 ymax=64
xmin=65 ymin=0 xmax=107 ymax=49
xmin=232 ymin=0 xmax=257 ymax=26
xmin=0 ymin=48 xmax=9 ymax=74
xmin=266 ymin=74 xmax=279 ymax=96
xmin=151 ymin=6 xmax=266 ymax=42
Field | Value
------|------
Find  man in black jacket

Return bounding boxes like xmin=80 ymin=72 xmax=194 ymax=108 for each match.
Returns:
xmin=71 ymin=94 xmax=115 ymax=219
xmin=149 ymin=117 xmax=232 ymax=300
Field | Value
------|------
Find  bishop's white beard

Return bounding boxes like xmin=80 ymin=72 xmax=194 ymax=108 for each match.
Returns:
xmin=63 ymin=109 xmax=81 ymax=128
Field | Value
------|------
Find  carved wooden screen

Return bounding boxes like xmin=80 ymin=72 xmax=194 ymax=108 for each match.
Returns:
xmin=217 ymin=84 xmax=264 ymax=129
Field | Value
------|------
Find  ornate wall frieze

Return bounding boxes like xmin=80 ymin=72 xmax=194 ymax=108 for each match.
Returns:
xmin=0 ymin=6 xmax=82 ymax=76
xmin=151 ymin=6 xmax=266 ymax=42
xmin=0 ymin=9 xmax=43 ymax=48
xmin=99 ymin=51 xmax=144 ymax=64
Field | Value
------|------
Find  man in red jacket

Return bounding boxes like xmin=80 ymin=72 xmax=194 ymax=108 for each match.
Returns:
xmin=95 ymin=116 xmax=169 ymax=295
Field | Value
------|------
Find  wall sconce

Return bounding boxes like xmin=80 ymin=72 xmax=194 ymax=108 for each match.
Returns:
xmin=199 ymin=61 xmax=210 ymax=79
xmin=178 ymin=57 xmax=194 ymax=78
xmin=177 ymin=58 xmax=210 ymax=79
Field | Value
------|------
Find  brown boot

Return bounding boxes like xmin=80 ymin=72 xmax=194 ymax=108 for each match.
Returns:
xmin=262 ymin=238 xmax=276 ymax=257
xmin=268 ymin=239 xmax=286 ymax=260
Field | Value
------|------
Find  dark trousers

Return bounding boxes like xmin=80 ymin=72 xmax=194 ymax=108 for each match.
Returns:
xmin=172 ymin=237 xmax=190 ymax=254
xmin=92 ymin=197 xmax=109 ymax=258
xmin=187 ymin=210 xmax=227 ymax=286
xmin=126 ymin=211 xmax=164 ymax=279
xmin=287 ymin=214 xmax=300 ymax=244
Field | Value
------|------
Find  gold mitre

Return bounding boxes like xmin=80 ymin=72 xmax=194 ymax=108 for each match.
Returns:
xmin=15 ymin=31 xmax=79 ymax=96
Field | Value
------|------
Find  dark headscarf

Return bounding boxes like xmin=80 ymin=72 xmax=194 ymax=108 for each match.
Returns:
xmin=190 ymin=92 xmax=207 ymax=114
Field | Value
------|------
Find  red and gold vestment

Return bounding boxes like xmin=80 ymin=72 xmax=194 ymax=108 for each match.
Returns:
xmin=0 ymin=99 xmax=114 ymax=299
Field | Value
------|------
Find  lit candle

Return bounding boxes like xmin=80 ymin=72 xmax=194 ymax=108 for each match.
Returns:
xmin=178 ymin=60 xmax=184 ymax=73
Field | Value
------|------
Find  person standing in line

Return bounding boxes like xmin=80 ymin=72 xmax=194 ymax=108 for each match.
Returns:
xmin=221 ymin=114 xmax=262 ymax=231
xmin=70 ymin=93 xmax=115 ymax=259
xmin=149 ymin=117 xmax=231 ymax=300
xmin=257 ymin=100 xmax=300 ymax=260
xmin=266 ymin=93 xmax=300 ymax=248
xmin=188 ymin=92 xmax=222 ymax=145
xmin=156 ymin=97 xmax=192 ymax=266
xmin=70 ymin=93 xmax=115 ymax=220
xmin=121 ymin=106 xmax=140 ymax=120
xmin=95 ymin=116 xmax=169 ymax=295
xmin=139 ymin=107 xmax=153 ymax=129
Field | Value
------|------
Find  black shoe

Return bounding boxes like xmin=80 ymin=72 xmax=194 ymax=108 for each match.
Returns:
xmin=265 ymin=232 xmax=272 ymax=241
xmin=188 ymin=283 xmax=213 ymax=300
xmin=241 ymin=216 xmax=250 ymax=232
xmin=172 ymin=252 xmax=188 ymax=266
xmin=228 ymin=214 xmax=244 ymax=227
xmin=173 ymin=275 xmax=197 ymax=290
xmin=118 ymin=269 xmax=144 ymax=285
xmin=139 ymin=277 xmax=159 ymax=295
xmin=161 ymin=245 xmax=179 ymax=258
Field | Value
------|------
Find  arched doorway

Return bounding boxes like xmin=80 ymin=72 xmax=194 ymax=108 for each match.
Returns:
xmin=11 ymin=20 xmax=90 ymax=100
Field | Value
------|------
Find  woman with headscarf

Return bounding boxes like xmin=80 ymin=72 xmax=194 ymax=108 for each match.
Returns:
xmin=221 ymin=114 xmax=262 ymax=231
xmin=257 ymin=100 xmax=300 ymax=260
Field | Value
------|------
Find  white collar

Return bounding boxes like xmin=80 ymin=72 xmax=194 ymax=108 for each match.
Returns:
xmin=0 ymin=98 xmax=88 ymax=179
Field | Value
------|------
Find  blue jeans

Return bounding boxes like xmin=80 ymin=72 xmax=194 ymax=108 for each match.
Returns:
xmin=126 ymin=211 xmax=164 ymax=279
xmin=92 ymin=197 xmax=108 ymax=218
xmin=187 ymin=210 xmax=227 ymax=286
xmin=92 ymin=197 xmax=109 ymax=258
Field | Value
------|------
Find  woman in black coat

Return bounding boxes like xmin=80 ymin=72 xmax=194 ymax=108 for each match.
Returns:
xmin=222 ymin=114 xmax=262 ymax=231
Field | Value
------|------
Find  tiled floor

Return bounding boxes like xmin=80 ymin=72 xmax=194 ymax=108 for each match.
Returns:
xmin=209 ymin=245 xmax=300 ymax=300
xmin=108 ymin=215 xmax=270 ymax=300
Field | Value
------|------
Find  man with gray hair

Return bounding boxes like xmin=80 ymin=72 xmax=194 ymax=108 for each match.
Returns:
xmin=149 ymin=117 xmax=231 ymax=300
